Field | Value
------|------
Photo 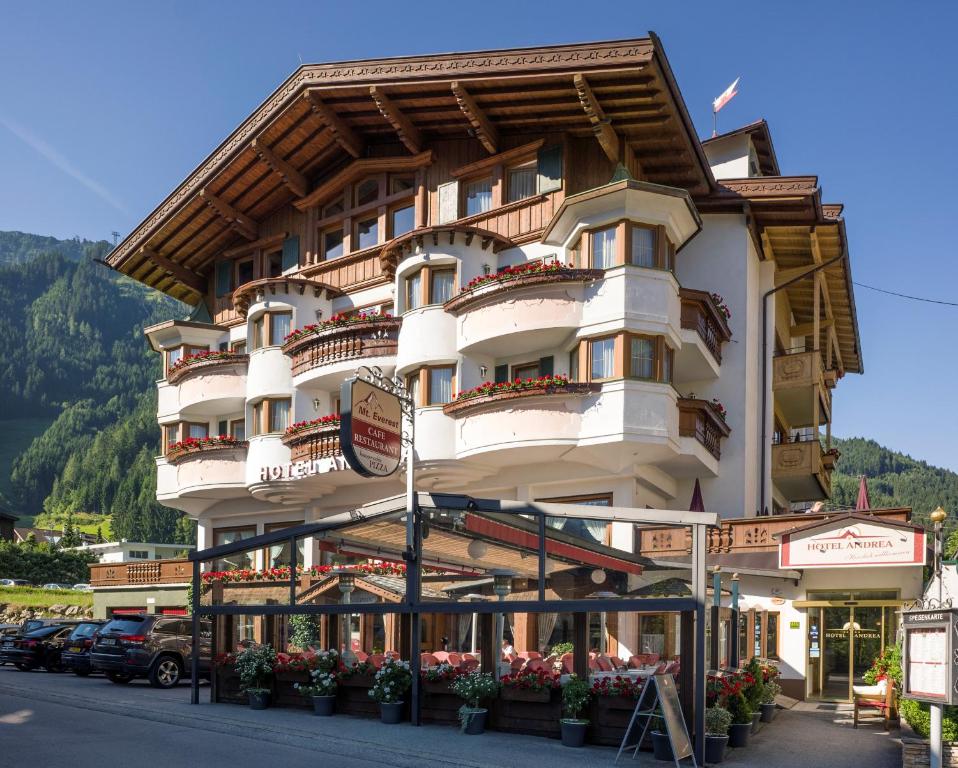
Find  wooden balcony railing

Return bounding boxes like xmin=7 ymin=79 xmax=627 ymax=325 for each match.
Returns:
xmin=677 ymin=398 xmax=731 ymax=460
xmin=282 ymin=317 xmax=401 ymax=377
xmin=637 ymin=508 xmax=910 ymax=559
xmin=166 ymin=352 xmax=248 ymax=385
xmin=773 ymin=348 xmax=832 ymax=419
xmin=166 ymin=440 xmax=248 ymax=465
xmin=771 ymin=438 xmax=835 ymax=501
xmin=679 ymin=288 xmax=732 ymax=363
xmin=281 ymin=422 xmax=342 ymax=463
xmin=89 ymin=558 xmax=191 ymax=587
xmin=442 ymin=381 xmax=600 ymax=417
xmin=443 ymin=265 xmax=603 ymax=315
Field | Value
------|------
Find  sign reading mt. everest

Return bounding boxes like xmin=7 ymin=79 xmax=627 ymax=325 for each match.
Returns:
xmin=340 ymin=378 xmax=403 ymax=478
xmin=779 ymin=515 xmax=925 ymax=569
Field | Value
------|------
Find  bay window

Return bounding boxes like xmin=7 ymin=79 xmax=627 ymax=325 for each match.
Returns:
xmin=251 ymin=311 xmax=292 ymax=350
xmin=250 ymin=398 xmax=292 ymax=436
xmin=403 ymin=265 xmax=456 ymax=310
xmin=590 ymin=337 xmax=616 ymax=380
xmin=187 ymin=422 xmax=209 ymax=439
xmin=630 ymin=226 xmax=657 ymax=268
xmin=429 ymin=268 xmax=455 ymax=304
xmin=591 ymin=226 xmax=617 ymax=270
xmin=406 ymin=365 xmax=456 ymax=406
xmin=405 ymin=270 xmax=423 ymax=311
xmin=573 ymin=333 xmax=674 ymax=383
xmin=630 ymin=337 xmax=655 ymax=379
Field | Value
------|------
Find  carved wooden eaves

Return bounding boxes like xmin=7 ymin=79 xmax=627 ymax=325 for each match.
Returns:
xmin=451 ymin=82 xmax=497 ymax=154
xmin=142 ymin=248 xmax=205 ymax=294
xmin=573 ymin=73 xmax=620 ymax=164
xmin=199 ymin=189 xmax=258 ymax=241
xmin=304 ymin=91 xmax=364 ymax=159
xmin=369 ymin=86 xmax=422 ymax=154
xmin=251 ymin=139 xmax=308 ymax=198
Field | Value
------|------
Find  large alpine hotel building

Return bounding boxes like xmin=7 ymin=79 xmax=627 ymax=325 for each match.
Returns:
xmin=105 ymin=36 xmax=921 ymax=701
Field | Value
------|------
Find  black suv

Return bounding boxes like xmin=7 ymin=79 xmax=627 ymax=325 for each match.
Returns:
xmin=90 ymin=614 xmax=211 ymax=688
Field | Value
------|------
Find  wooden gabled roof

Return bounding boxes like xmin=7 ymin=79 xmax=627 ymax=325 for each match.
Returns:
xmin=699 ymin=176 xmax=862 ymax=374
xmin=106 ymin=36 xmax=715 ymax=302
xmin=702 ymin=119 xmax=780 ymax=176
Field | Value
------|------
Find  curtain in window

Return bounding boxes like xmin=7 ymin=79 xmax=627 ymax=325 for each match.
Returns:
xmin=546 ymin=516 xmax=568 ymax=530
xmin=188 ymin=423 xmax=208 ymax=439
xmin=213 ymin=529 xmax=255 ymax=571
xmin=458 ymin=614 xmax=472 ymax=652
xmin=465 ymin=179 xmax=492 ymax=216
xmin=252 ymin=317 xmax=265 ymax=350
xmin=537 ymin=613 xmax=558 ymax=653
xmin=630 ymin=226 xmax=657 ymax=267
xmin=662 ymin=347 xmax=672 ymax=383
xmin=630 ymin=337 xmax=655 ymax=379
xmin=269 ymin=399 xmax=290 ymax=433
xmin=406 ymin=271 xmax=422 ymax=310
xmin=508 ymin=167 xmax=536 ymax=202
xmin=591 ymin=338 xmax=615 ymax=379
xmin=430 ymin=270 xmax=454 ymax=304
xmin=583 ymin=519 xmax=608 ymax=542
xmin=592 ymin=227 xmax=617 ymax=269
xmin=232 ymin=422 xmax=246 ymax=442
xmin=168 ymin=347 xmax=183 ymax=365
xmin=270 ymin=314 xmax=291 ymax=345
xmin=429 ymin=368 xmax=453 ymax=404
xmin=407 ymin=373 xmax=420 ymax=405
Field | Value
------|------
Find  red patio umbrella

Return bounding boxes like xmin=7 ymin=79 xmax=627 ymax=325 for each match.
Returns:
xmin=855 ymin=475 xmax=871 ymax=512
xmin=689 ymin=478 xmax=705 ymax=512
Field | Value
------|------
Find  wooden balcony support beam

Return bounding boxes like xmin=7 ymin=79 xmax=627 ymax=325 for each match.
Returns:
xmin=304 ymin=91 xmax=364 ymax=158
xmin=790 ymin=318 xmax=833 ymax=338
xmin=369 ymin=86 xmax=422 ymax=154
xmin=573 ymin=73 xmax=620 ymax=164
xmin=251 ymin=138 xmax=308 ymax=198
xmin=198 ymin=189 xmax=258 ymax=241
xmin=141 ymin=248 xmax=206 ymax=294
xmin=451 ymin=81 xmax=498 ymax=154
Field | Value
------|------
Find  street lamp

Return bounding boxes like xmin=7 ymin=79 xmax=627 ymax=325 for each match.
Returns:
xmin=333 ymin=568 xmax=357 ymax=667
xmin=491 ymin=571 xmax=513 ymax=679
xmin=932 ymin=506 xmax=948 ymax=601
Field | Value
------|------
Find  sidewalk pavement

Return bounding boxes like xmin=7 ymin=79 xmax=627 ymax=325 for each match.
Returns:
xmin=0 ymin=667 xmax=904 ymax=767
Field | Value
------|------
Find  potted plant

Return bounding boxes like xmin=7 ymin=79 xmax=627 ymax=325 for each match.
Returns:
xmin=726 ymin=691 xmax=752 ymax=748
xmin=368 ymin=657 xmax=412 ymax=724
xmin=295 ymin=668 xmax=339 ymax=716
xmin=760 ymin=679 xmax=780 ymax=723
xmin=450 ymin=670 xmax=500 ymax=734
xmin=705 ymin=706 xmax=732 ymax=764
xmin=235 ymin=644 xmax=277 ymax=710
xmin=743 ymin=660 xmax=764 ymax=733
xmin=560 ymin=674 xmax=591 ymax=747
xmin=650 ymin=724 xmax=674 ymax=762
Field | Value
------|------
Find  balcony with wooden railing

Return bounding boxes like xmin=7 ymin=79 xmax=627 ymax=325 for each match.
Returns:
xmin=637 ymin=508 xmax=910 ymax=559
xmin=678 ymin=288 xmax=732 ymax=364
xmin=282 ymin=317 xmax=402 ymax=379
xmin=677 ymin=398 xmax=731 ymax=460
xmin=771 ymin=437 xmax=836 ymax=502
xmin=281 ymin=420 xmax=342 ymax=463
xmin=773 ymin=348 xmax=831 ymax=428
xmin=90 ymin=558 xmax=191 ymax=588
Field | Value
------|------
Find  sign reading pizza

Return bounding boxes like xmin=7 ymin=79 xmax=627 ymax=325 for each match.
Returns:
xmin=340 ymin=378 xmax=403 ymax=478
xmin=779 ymin=515 xmax=925 ymax=569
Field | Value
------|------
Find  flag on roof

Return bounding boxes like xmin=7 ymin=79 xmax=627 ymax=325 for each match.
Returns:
xmin=712 ymin=77 xmax=740 ymax=113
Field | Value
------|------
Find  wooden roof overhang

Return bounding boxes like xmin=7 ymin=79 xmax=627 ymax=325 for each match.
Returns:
xmin=106 ymin=35 xmax=714 ymax=303
xmin=701 ymin=119 xmax=780 ymax=176
xmin=698 ymin=177 xmax=862 ymax=374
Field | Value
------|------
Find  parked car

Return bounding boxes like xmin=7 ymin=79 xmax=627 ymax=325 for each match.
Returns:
xmin=0 ymin=624 xmax=18 ymax=664
xmin=0 ymin=579 xmax=31 ymax=587
xmin=60 ymin=621 xmax=106 ymax=676
xmin=40 ymin=583 xmax=74 ymax=591
xmin=0 ymin=619 xmax=83 ymax=666
xmin=2 ymin=624 xmax=76 ymax=672
xmin=90 ymin=614 xmax=211 ymax=688
xmin=72 ymin=583 xmax=93 ymax=592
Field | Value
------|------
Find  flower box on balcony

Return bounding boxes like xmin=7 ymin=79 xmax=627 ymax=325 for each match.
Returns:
xmin=166 ymin=437 xmax=248 ymax=465
xmin=337 ymin=672 xmax=379 ymax=717
xmin=443 ymin=377 xmax=600 ymax=417
xmin=273 ymin=669 xmax=312 ymax=708
xmin=491 ymin=688 xmax=562 ymax=738
xmin=443 ymin=263 xmax=603 ymax=315
xmin=281 ymin=315 xmax=401 ymax=377
xmin=167 ymin=351 xmax=248 ymax=385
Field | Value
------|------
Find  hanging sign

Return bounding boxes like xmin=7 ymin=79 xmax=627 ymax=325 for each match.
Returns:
xmin=902 ymin=608 xmax=958 ymax=704
xmin=340 ymin=377 xmax=403 ymax=478
xmin=779 ymin=517 xmax=925 ymax=569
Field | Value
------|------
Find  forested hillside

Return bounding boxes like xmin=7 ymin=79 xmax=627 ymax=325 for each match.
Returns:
xmin=0 ymin=232 xmax=193 ymax=544
xmin=830 ymin=436 xmax=958 ymax=528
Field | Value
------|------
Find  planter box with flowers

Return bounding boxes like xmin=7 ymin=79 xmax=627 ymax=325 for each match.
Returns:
xmin=442 ymin=375 xmax=601 ymax=417
xmin=273 ymin=650 xmax=339 ymax=708
xmin=588 ymin=675 xmax=647 ymax=746
xmin=421 ymin=663 xmax=464 ymax=725
xmin=492 ymin=669 xmax=562 ymax=738
xmin=166 ymin=350 xmax=248 ymax=385
xmin=443 ymin=261 xmax=604 ymax=315
xmin=213 ymin=654 xmax=246 ymax=704
xmin=281 ymin=312 xmax=401 ymax=375
xmin=281 ymin=415 xmax=341 ymax=463
xmin=337 ymin=661 xmax=380 ymax=717
xmin=166 ymin=435 xmax=248 ymax=465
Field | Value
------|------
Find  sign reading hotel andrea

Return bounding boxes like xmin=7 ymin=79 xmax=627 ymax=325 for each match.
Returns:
xmin=339 ymin=377 xmax=403 ymax=478
xmin=779 ymin=515 xmax=925 ymax=569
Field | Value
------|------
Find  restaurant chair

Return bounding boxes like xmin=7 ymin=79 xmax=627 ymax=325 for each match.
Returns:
xmin=526 ymin=659 xmax=549 ymax=673
xmin=596 ymin=655 xmax=614 ymax=672
xmin=447 ymin=652 xmax=462 ymax=667
xmin=432 ymin=651 xmax=450 ymax=663
xmin=369 ymin=654 xmax=386 ymax=669
xmin=560 ymin=653 xmax=574 ymax=674
xmin=384 ymin=650 xmax=399 ymax=659
xmin=654 ymin=662 xmax=668 ymax=674
xmin=853 ymin=679 xmax=898 ymax=729
xmin=460 ymin=658 xmax=479 ymax=672
xmin=588 ymin=657 xmax=600 ymax=671
xmin=611 ymin=655 xmax=626 ymax=670
xmin=462 ymin=653 xmax=478 ymax=661
xmin=628 ymin=655 xmax=643 ymax=669
xmin=518 ymin=651 xmax=541 ymax=660
xmin=510 ymin=657 xmax=526 ymax=673
xmin=421 ymin=653 xmax=439 ymax=667
xmin=354 ymin=651 xmax=368 ymax=662
xmin=647 ymin=653 xmax=660 ymax=665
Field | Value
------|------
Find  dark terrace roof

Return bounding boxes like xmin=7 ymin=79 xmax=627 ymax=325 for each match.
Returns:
xmin=105 ymin=35 xmax=714 ymax=303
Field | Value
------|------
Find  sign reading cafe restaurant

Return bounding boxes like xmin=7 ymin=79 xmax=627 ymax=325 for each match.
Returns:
xmin=339 ymin=377 xmax=404 ymax=479
xmin=779 ymin=514 xmax=926 ymax=569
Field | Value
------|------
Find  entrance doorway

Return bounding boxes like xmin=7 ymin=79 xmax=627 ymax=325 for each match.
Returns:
xmin=805 ymin=593 xmax=898 ymax=701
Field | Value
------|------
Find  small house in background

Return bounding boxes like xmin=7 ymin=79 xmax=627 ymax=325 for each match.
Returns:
xmin=69 ymin=540 xmax=194 ymax=563
xmin=13 ymin=526 xmax=96 ymax=546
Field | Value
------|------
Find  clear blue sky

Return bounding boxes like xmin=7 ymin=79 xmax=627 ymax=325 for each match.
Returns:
xmin=2 ymin=2 xmax=957 ymax=474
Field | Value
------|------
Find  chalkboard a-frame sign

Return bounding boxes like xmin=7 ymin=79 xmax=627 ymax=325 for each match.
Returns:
xmin=616 ymin=673 xmax=695 ymax=766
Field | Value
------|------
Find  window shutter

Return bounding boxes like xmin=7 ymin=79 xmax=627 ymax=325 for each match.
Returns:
xmin=536 ymin=145 xmax=563 ymax=194
xmin=538 ymin=355 xmax=554 ymax=377
xmin=215 ymin=261 xmax=231 ymax=297
xmin=217 ymin=420 xmax=228 ymax=437
xmin=438 ymin=181 xmax=459 ymax=223
xmin=281 ymin=236 xmax=300 ymax=272
xmin=494 ymin=364 xmax=509 ymax=384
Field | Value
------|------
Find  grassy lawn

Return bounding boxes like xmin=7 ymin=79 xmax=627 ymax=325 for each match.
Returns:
xmin=0 ymin=586 xmax=92 ymax=610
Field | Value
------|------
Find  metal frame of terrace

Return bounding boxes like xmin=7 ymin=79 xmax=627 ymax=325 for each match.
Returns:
xmin=188 ymin=492 xmax=715 ymax=763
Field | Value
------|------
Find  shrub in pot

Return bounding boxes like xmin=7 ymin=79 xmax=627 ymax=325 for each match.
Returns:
xmin=559 ymin=674 xmax=591 ymax=747
xmin=743 ymin=659 xmax=764 ymax=733
xmin=726 ymin=692 xmax=752 ymax=748
xmin=760 ymin=680 xmax=781 ymax=723
xmin=368 ymin=657 xmax=412 ymax=723
xmin=295 ymin=668 xmax=339 ymax=716
xmin=705 ymin=706 xmax=732 ymax=764
xmin=450 ymin=670 xmax=500 ymax=735
xmin=236 ymin=644 xmax=277 ymax=709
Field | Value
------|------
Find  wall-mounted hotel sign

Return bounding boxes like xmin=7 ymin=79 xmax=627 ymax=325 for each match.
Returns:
xmin=778 ymin=513 xmax=925 ymax=569
xmin=902 ymin=608 xmax=958 ymax=704
xmin=340 ymin=377 xmax=403 ymax=478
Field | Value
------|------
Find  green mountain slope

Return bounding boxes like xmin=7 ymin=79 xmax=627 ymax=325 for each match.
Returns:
xmin=830 ymin=436 xmax=958 ymax=528
xmin=0 ymin=232 xmax=193 ymax=544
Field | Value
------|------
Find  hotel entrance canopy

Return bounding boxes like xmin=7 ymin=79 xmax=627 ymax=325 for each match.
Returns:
xmin=188 ymin=492 xmax=716 ymax=760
